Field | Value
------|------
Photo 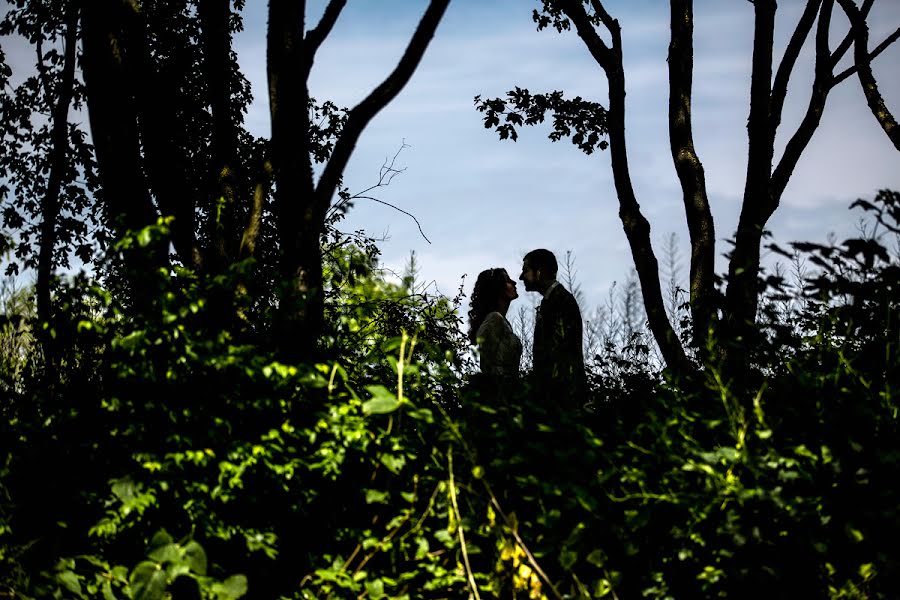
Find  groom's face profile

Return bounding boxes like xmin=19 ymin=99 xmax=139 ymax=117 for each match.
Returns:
xmin=520 ymin=259 xmax=540 ymax=292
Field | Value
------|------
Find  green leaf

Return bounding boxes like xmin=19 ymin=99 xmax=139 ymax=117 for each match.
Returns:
xmin=406 ymin=408 xmax=433 ymax=423
xmin=365 ymin=579 xmax=386 ymax=600
xmin=57 ymin=570 xmax=82 ymax=596
xmin=130 ymin=561 xmax=167 ymax=600
xmin=147 ymin=543 xmax=180 ymax=564
xmin=380 ymin=453 xmax=406 ymax=474
xmin=365 ymin=489 xmax=389 ymax=504
xmin=102 ymin=580 xmax=117 ymax=600
xmin=183 ymin=541 xmax=208 ymax=575
xmin=150 ymin=529 xmax=175 ymax=550
xmin=363 ymin=386 xmax=400 ymax=415
xmin=112 ymin=477 xmax=140 ymax=503
xmin=586 ymin=549 xmax=607 ymax=568
xmin=559 ymin=550 xmax=578 ymax=570
xmin=211 ymin=574 xmax=248 ymax=599
xmin=593 ymin=578 xmax=612 ymax=597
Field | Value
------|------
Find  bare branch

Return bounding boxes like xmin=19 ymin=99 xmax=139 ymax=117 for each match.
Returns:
xmin=305 ymin=0 xmax=347 ymax=57
xmin=830 ymin=0 xmax=874 ymax=67
xmin=834 ymin=0 xmax=900 ymax=151
xmin=327 ymin=141 xmax=410 ymax=218
xmin=353 ymin=196 xmax=431 ymax=244
xmin=771 ymin=0 xmax=822 ymax=135
xmin=831 ymin=24 xmax=900 ymax=86
xmin=314 ymin=0 xmax=450 ymax=216
xmin=771 ymin=0 xmax=834 ymax=203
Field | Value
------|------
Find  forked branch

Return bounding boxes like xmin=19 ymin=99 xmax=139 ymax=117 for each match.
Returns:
xmin=315 ymin=0 xmax=450 ymax=217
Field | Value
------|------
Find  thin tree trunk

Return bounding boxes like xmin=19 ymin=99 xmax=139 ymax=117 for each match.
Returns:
xmin=37 ymin=4 xmax=79 ymax=352
xmin=267 ymin=0 xmax=317 ymax=360
xmin=128 ymin=3 xmax=199 ymax=269
xmin=200 ymin=0 xmax=240 ymax=270
xmin=562 ymin=0 xmax=692 ymax=374
xmin=667 ymin=0 xmax=715 ymax=353
xmin=725 ymin=0 xmax=778 ymax=337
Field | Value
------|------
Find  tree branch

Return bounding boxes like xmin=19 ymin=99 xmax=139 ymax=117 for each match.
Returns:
xmin=832 ymin=25 xmax=900 ymax=86
xmin=834 ymin=0 xmax=900 ymax=151
xmin=559 ymin=0 xmax=614 ymax=69
xmin=830 ymin=0 xmax=874 ymax=68
xmin=314 ymin=0 xmax=450 ymax=216
xmin=37 ymin=3 xmax=79 ymax=344
xmin=772 ymin=0 xmax=834 ymax=203
xmin=305 ymin=0 xmax=347 ymax=57
xmin=771 ymin=0 xmax=822 ymax=136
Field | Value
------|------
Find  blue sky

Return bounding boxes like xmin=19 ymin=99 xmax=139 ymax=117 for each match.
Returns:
xmin=3 ymin=1 xmax=899 ymax=319
xmin=233 ymin=0 xmax=900 ymax=315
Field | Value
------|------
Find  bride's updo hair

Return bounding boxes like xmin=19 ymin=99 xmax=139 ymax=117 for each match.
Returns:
xmin=468 ymin=268 xmax=508 ymax=344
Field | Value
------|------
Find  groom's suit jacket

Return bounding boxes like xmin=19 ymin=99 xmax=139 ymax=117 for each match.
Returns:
xmin=532 ymin=282 xmax=586 ymax=402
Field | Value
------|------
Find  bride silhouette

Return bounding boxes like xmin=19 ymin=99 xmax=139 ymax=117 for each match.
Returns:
xmin=468 ymin=268 xmax=522 ymax=381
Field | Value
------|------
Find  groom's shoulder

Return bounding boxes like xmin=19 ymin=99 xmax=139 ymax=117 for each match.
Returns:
xmin=551 ymin=283 xmax=576 ymax=303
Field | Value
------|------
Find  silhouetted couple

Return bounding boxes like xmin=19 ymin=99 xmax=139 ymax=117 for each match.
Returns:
xmin=468 ymin=249 xmax=586 ymax=407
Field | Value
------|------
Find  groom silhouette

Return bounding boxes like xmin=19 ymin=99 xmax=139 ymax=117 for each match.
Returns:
xmin=520 ymin=249 xmax=586 ymax=405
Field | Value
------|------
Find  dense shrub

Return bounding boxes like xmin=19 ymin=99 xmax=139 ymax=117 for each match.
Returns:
xmin=1 ymin=192 xmax=899 ymax=599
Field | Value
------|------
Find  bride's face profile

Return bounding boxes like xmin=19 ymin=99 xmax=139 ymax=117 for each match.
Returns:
xmin=499 ymin=270 xmax=518 ymax=302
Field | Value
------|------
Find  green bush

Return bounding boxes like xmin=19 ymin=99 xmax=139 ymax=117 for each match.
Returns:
xmin=2 ymin=193 xmax=899 ymax=599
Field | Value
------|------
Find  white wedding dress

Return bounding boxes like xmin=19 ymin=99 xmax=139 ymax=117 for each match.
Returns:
xmin=476 ymin=311 xmax=522 ymax=380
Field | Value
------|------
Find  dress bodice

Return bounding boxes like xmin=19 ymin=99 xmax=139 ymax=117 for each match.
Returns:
xmin=476 ymin=311 xmax=522 ymax=379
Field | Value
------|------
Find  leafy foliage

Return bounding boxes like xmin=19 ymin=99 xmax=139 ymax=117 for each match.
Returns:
xmin=2 ymin=192 xmax=900 ymax=599
xmin=475 ymin=88 xmax=609 ymax=154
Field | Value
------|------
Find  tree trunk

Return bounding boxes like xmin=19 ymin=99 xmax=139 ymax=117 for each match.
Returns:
xmin=667 ymin=0 xmax=716 ymax=353
xmin=267 ymin=0 xmax=317 ymax=360
xmin=127 ymin=3 xmax=199 ymax=269
xmin=267 ymin=0 xmax=449 ymax=361
xmin=36 ymin=4 xmax=79 ymax=356
xmin=725 ymin=0 xmax=777 ymax=339
xmin=561 ymin=0 xmax=692 ymax=375
xmin=200 ymin=0 xmax=240 ymax=271
xmin=81 ymin=0 xmax=163 ymax=299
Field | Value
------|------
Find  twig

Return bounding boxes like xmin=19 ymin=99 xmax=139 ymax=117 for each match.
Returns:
xmin=448 ymin=448 xmax=481 ymax=600
xmin=352 ymin=196 xmax=431 ymax=244
xmin=437 ymin=406 xmax=563 ymax=600
xmin=482 ymin=480 xmax=564 ymax=600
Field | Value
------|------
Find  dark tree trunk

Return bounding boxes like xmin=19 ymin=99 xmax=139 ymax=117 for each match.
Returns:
xmin=127 ymin=5 xmax=199 ymax=270
xmin=725 ymin=0 xmax=778 ymax=340
xmin=667 ymin=0 xmax=716 ymax=353
xmin=200 ymin=0 xmax=240 ymax=271
xmin=36 ymin=3 xmax=79 ymax=352
xmin=267 ymin=0 xmax=449 ymax=362
xmin=267 ymin=0 xmax=318 ymax=360
xmin=81 ymin=0 xmax=163 ymax=298
xmin=561 ymin=0 xmax=692 ymax=375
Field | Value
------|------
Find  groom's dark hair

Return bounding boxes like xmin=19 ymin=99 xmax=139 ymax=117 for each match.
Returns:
xmin=524 ymin=248 xmax=558 ymax=277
